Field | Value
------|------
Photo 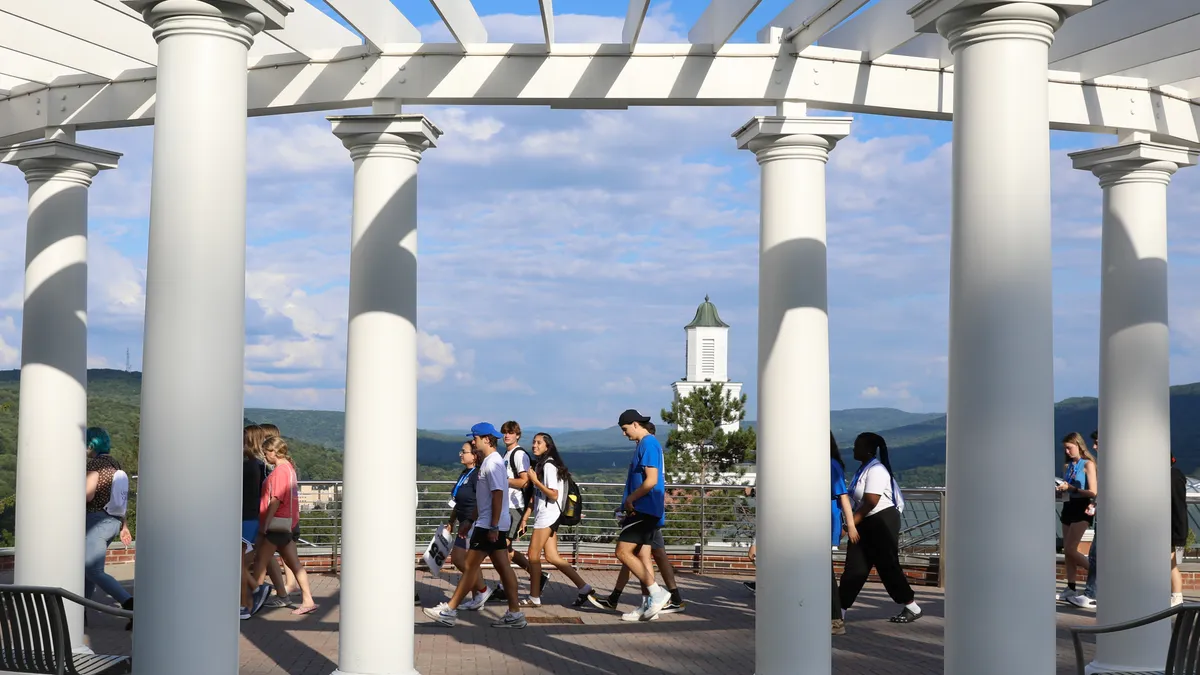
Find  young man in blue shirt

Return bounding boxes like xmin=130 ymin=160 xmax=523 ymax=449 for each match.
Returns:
xmin=609 ymin=409 xmax=672 ymax=621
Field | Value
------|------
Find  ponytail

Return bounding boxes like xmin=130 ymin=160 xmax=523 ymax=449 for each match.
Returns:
xmin=643 ymin=421 xmax=657 ymax=435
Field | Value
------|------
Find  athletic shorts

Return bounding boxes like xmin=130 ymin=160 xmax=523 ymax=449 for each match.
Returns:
xmin=453 ymin=519 xmax=471 ymax=550
xmin=1060 ymin=499 xmax=1094 ymax=526
xmin=469 ymin=527 xmax=510 ymax=553
xmin=264 ymin=530 xmax=293 ymax=548
xmin=241 ymin=519 xmax=259 ymax=544
xmin=651 ymin=528 xmax=665 ymax=550
xmin=507 ymin=508 xmax=524 ymax=540
xmin=618 ymin=513 xmax=661 ymax=546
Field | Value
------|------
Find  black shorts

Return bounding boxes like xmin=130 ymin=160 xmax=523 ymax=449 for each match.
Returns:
xmin=469 ymin=527 xmax=510 ymax=553
xmin=617 ymin=513 xmax=661 ymax=545
xmin=264 ymin=530 xmax=294 ymax=548
xmin=1060 ymin=499 xmax=1094 ymax=526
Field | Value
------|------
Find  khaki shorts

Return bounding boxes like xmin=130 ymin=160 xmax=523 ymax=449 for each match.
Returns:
xmin=507 ymin=508 xmax=524 ymax=540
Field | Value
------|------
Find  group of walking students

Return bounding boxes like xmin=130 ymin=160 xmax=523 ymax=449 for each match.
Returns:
xmin=422 ymin=411 xmax=685 ymax=629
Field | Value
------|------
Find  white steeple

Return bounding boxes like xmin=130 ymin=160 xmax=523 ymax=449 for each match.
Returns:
xmin=671 ymin=295 xmax=743 ymax=433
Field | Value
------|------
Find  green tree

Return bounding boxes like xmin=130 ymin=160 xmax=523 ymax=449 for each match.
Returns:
xmin=660 ymin=382 xmax=756 ymax=485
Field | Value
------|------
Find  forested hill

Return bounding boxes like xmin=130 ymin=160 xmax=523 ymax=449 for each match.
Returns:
xmin=4 ymin=369 xmax=1200 ymax=498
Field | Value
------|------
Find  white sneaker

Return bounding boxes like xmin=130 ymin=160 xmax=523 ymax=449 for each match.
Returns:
xmin=1068 ymin=593 xmax=1096 ymax=609
xmin=1172 ymin=593 xmax=1184 ymax=607
xmin=1056 ymin=587 xmax=1076 ymax=602
xmin=422 ymin=602 xmax=458 ymax=627
xmin=644 ymin=587 xmax=672 ymax=620
xmin=491 ymin=610 xmax=527 ymax=629
xmin=622 ymin=597 xmax=650 ymax=622
xmin=462 ymin=585 xmax=493 ymax=611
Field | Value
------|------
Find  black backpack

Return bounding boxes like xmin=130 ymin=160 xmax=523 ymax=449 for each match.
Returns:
xmin=508 ymin=447 xmax=536 ymax=508
xmin=556 ymin=471 xmax=584 ymax=527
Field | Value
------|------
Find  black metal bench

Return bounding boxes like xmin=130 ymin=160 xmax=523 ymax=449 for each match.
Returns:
xmin=1069 ymin=603 xmax=1200 ymax=675
xmin=0 ymin=584 xmax=132 ymax=675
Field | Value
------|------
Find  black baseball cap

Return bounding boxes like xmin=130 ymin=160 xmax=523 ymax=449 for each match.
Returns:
xmin=618 ymin=409 xmax=651 ymax=427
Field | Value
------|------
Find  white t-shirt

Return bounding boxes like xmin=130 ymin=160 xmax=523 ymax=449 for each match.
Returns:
xmin=850 ymin=459 xmax=900 ymax=517
xmin=533 ymin=463 xmax=563 ymax=529
xmin=503 ymin=445 xmax=531 ymax=510
xmin=475 ymin=452 xmax=512 ymax=532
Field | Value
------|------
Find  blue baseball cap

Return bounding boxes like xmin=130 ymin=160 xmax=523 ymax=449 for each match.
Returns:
xmin=467 ymin=422 xmax=501 ymax=438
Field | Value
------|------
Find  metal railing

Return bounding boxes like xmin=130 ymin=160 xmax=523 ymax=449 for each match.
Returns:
xmin=281 ymin=480 xmax=952 ymax=577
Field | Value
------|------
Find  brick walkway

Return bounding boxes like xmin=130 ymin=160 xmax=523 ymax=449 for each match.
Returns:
xmin=39 ymin=565 xmax=1114 ymax=674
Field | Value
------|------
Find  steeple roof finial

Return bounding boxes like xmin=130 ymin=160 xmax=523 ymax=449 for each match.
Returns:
xmin=685 ymin=295 xmax=729 ymax=329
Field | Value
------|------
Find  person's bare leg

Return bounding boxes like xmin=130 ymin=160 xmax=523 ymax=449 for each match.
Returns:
xmin=283 ymin=559 xmax=298 ymax=594
xmin=613 ymin=565 xmax=631 ymax=593
xmin=653 ymin=547 xmax=677 ymax=591
xmin=1063 ymin=522 xmax=1088 ymax=585
xmin=278 ymin=542 xmax=316 ymax=609
xmin=267 ymin=556 xmax=287 ymax=596
xmin=527 ymin=528 xmax=550 ymax=598
xmin=544 ymin=532 xmax=588 ymax=589
xmin=448 ymin=550 xmax=488 ymax=609
xmin=240 ymin=544 xmax=254 ymax=609
xmin=491 ymin=549 xmax=522 ymax=612
xmin=510 ymin=548 xmax=530 ymax=571
xmin=616 ymin=542 xmax=655 ymax=587
xmin=251 ymin=540 xmax=280 ymax=588
xmin=1172 ymin=549 xmax=1184 ymax=595
xmin=638 ymin=545 xmax=653 ymax=596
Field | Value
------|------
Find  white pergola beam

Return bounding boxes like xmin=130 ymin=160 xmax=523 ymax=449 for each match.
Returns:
xmin=1051 ymin=0 xmax=1200 ymax=63
xmin=539 ymin=0 xmax=554 ymax=47
xmin=428 ymin=0 xmax=488 ymax=48
xmin=1057 ymin=14 xmax=1200 ymax=80
xmin=756 ymin=0 xmax=842 ymax=44
xmin=787 ymin=0 xmax=870 ymax=51
xmin=1167 ymin=77 xmax=1200 ymax=100
xmin=323 ymin=0 xmax=422 ymax=50
xmin=0 ymin=11 xmax=148 ymax=79
xmin=623 ymin=0 xmax=652 ymax=47
xmin=817 ymin=0 xmax=921 ymax=60
xmin=1117 ymin=51 xmax=1200 ymax=89
xmin=266 ymin=0 xmax=362 ymax=57
xmin=0 ymin=0 xmax=158 ymax=65
xmin=4 ymin=45 xmax=1196 ymax=145
xmin=0 ymin=47 xmax=83 ymax=85
xmin=690 ymin=0 xmax=761 ymax=50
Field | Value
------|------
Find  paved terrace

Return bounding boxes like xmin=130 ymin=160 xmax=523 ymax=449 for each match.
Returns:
xmin=15 ymin=564 xmax=1151 ymax=675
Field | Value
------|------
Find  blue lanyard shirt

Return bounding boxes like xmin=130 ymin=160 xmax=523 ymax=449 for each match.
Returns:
xmin=452 ymin=468 xmax=476 ymax=498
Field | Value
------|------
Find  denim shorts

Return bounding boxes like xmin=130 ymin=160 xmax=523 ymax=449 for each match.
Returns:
xmin=241 ymin=519 xmax=259 ymax=544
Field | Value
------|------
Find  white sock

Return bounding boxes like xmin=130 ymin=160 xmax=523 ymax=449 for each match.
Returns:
xmin=906 ymin=602 xmax=921 ymax=614
xmin=648 ymin=583 xmax=663 ymax=596
xmin=1171 ymin=592 xmax=1184 ymax=605
xmin=841 ymin=608 xmax=846 ymax=619
xmin=579 ymin=584 xmax=592 ymax=594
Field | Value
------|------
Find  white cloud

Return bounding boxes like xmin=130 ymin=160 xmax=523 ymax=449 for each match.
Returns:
xmin=485 ymin=377 xmax=536 ymax=395
xmin=861 ymin=386 xmax=881 ymax=399
xmin=418 ymin=331 xmax=460 ymax=383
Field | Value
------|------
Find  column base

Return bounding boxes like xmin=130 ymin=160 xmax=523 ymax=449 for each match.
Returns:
xmin=331 ymin=662 xmax=420 ymax=667
xmin=1086 ymin=661 xmax=1163 ymax=674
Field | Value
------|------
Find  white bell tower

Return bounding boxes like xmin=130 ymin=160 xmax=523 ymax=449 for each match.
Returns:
xmin=671 ymin=295 xmax=743 ymax=433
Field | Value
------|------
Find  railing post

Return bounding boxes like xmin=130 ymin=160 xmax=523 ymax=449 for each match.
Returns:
xmin=332 ymin=482 xmax=343 ymax=574
xmin=698 ymin=481 xmax=707 ymax=575
xmin=938 ymin=489 xmax=947 ymax=589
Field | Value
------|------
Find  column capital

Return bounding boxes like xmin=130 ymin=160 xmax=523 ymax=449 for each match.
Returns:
xmin=1070 ymin=141 xmax=1198 ymax=187
xmin=1 ymin=140 xmax=121 ymax=186
xmin=910 ymin=1 xmax=1086 ymax=50
xmin=329 ymin=114 xmax=443 ymax=162
xmin=733 ymin=116 xmax=851 ymax=164
xmin=123 ymin=0 xmax=288 ymax=43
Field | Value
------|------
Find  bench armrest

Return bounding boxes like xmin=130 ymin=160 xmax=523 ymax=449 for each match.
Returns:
xmin=1067 ymin=603 xmax=1199 ymax=675
xmin=0 ymin=584 xmax=132 ymax=619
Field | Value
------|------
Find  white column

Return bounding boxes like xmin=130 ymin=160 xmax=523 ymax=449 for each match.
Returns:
xmin=1070 ymin=140 xmax=1197 ymax=673
xmin=126 ymin=2 xmax=265 ymax=674
xmin=330 ymin=114 xmax=440 ymax=675
xmin=930 ymin=4 xmax=1065 ymax=675
xmin=2 ymin=139 xmax=119 ymax=652
xmin=734 ymin=111 xmax=850 ymax=675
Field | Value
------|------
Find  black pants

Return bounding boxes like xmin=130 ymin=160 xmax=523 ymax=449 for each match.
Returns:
xmin=831 ymin=565 xmax=840 ymax=620
xmin=838 ymin=507 xmax=915 ymax=608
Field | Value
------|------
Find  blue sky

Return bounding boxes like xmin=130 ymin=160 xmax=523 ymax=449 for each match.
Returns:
xmin=1 ymin=1 xmax=1199 ymax=429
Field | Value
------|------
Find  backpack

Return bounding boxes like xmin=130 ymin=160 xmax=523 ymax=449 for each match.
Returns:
xmin=556 ymin=471 xmax=584 ymax=527
xmin=508 ymin=447 xmax=536 ymax=508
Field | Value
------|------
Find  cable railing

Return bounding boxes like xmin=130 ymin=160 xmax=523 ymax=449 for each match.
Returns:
xmin=110 ymin=479 xmax=1200 ymax=583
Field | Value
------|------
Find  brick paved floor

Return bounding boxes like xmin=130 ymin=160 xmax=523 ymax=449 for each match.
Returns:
xmin=16 ymin=564 xmax=1128 ymax=674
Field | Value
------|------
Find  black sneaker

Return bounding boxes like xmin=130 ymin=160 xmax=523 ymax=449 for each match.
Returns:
xmin=588 ymin=593 xmax=619 ymax=610
xmin=488 ymin=585 xmax=508 ymax=603
xmin=743 ymin=581 xmax=756 ymax=594
xmin=540 ymin=572 xmax=551 ymax=592
xmin=572 ymin=590 xmax=598 ymax=608
xmin=659 ymin=600 xmax=686 ymax=614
